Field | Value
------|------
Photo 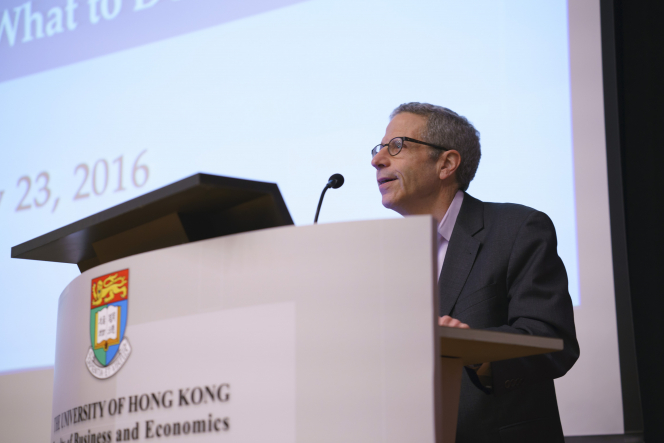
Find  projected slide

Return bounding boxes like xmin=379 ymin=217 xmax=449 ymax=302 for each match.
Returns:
xmin=0 ymin=0 xmax=578 ymax=374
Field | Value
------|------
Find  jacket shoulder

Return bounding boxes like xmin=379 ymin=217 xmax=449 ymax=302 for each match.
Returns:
xmin=463 ymin=194 xmax=553 ymax=233
xmin=464 ymin=194 xmax=544 ymax=219
xmin=483 ymin=201 xmax=539 ymax=219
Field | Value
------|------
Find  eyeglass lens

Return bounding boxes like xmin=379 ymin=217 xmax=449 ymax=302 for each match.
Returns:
xmin=372 ymin=137 xmax=404 ymax=157
xmin=388 ymin=138 xmax=403 ymax=155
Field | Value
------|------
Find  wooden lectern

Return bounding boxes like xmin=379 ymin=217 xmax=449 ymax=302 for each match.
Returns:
xmin=13 ymin=174 xmax=561 ymax=443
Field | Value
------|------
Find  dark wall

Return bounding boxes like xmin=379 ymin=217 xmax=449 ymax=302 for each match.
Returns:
xmin=603 ymin=0 xmax=664 ymax=441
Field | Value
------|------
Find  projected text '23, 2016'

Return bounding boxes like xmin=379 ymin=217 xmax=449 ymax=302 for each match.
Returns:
xmin=1 ymin=150 xmax=149 ymax=216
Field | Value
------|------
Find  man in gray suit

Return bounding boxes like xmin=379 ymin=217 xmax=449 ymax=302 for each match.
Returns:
xmin=371 ymin=103 xmax=579 ymax=443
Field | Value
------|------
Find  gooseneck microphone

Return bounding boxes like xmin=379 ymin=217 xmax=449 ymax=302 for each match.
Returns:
xmin=314 ymin=173 xmax=345 ymax=224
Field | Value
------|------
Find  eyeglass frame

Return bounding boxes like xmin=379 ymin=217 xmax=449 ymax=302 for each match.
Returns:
xmin=372 ymin=136 xmax=450 ymax=158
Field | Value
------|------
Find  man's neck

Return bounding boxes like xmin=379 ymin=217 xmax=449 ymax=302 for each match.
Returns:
xmin=399 ymin=186 xmax=460 ymax=226
xmin=430 ymin=186 xmax=460 ymax=226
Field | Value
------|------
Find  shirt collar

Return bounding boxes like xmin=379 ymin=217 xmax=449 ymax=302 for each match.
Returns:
xmin=437 ymin=190 xmax=464 ymax=241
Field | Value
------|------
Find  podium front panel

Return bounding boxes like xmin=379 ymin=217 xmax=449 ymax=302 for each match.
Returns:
xmin=51 ymin=217 xmax=441 ymax=443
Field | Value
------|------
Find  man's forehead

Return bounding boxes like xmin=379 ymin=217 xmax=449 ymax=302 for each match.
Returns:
xmin=383 ymin=112 xmax=427 ymax=141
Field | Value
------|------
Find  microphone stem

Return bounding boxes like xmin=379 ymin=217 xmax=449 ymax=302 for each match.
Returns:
xmin=314 ymin=185 xmax=331 ymax=224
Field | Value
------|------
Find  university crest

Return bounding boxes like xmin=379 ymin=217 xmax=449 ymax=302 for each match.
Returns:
xmin=85 ymin=269 xmax=132 ymax=379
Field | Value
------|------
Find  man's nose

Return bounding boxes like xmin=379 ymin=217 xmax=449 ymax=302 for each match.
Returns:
xmin=371 ymin=147 xmax=389 ymax=169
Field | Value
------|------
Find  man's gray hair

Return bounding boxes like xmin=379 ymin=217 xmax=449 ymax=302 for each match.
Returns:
xmin=390 ymin=102 xmax=481 ymax=191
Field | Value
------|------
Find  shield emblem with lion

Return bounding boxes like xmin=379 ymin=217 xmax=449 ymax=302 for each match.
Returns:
xmin=89 ymin=269 xmax=129 ymax=367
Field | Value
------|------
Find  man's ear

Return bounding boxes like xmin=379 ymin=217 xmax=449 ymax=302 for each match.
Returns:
xmin=438 ymin=150 xmax=461 ymax=181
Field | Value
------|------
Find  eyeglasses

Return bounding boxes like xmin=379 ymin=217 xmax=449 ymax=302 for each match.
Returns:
xmin=371 ymin=136 xmax=449 ymax=158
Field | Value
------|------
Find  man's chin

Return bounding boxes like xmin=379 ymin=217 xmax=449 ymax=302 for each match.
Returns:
xmin=382 ymin=196 xmax=411 ymax=216
xmin=381 ymin=196 xmax=400 ymax=212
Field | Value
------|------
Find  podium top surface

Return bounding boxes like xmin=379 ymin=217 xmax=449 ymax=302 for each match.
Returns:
xmin=11 ymin=173 xmax=293 ymax=271
xmin=439 ymin=326 xmax=563 ymax=365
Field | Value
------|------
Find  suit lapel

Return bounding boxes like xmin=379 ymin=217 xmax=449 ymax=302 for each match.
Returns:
xmin=438 ymin=194 xmax=484 ymax=316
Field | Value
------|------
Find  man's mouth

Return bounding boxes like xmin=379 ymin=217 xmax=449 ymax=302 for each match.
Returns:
xmin=378 ymin=177 xmax=397 ymax=186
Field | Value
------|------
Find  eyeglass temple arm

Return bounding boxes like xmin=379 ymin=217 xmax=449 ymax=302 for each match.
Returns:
xmin=403 ymin=137 xmax=449 ymax=151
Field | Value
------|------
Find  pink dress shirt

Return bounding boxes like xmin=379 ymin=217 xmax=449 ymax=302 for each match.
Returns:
xmin=437 ymin=190 xmax=465 ymax=279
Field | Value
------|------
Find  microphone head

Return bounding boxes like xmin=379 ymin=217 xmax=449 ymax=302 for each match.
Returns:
xmin=328 ymin=173 xmax=345 ymax=189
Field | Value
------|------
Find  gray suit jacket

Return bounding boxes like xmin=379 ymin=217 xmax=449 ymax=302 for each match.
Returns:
xmin=440 ymin=193 xmax=579 ymax=443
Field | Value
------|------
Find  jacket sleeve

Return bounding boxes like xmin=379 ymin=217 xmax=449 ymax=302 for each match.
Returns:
xmin=487 ymin=210 xmax=580 ymax=396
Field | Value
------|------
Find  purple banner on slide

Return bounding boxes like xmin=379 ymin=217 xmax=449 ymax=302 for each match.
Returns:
xmin=0 ymin=0 xmax=307 ymax=84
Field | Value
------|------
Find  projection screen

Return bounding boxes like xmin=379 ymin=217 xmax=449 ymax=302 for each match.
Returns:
xmin=0 ymin=0 xmax=622 ymax=439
